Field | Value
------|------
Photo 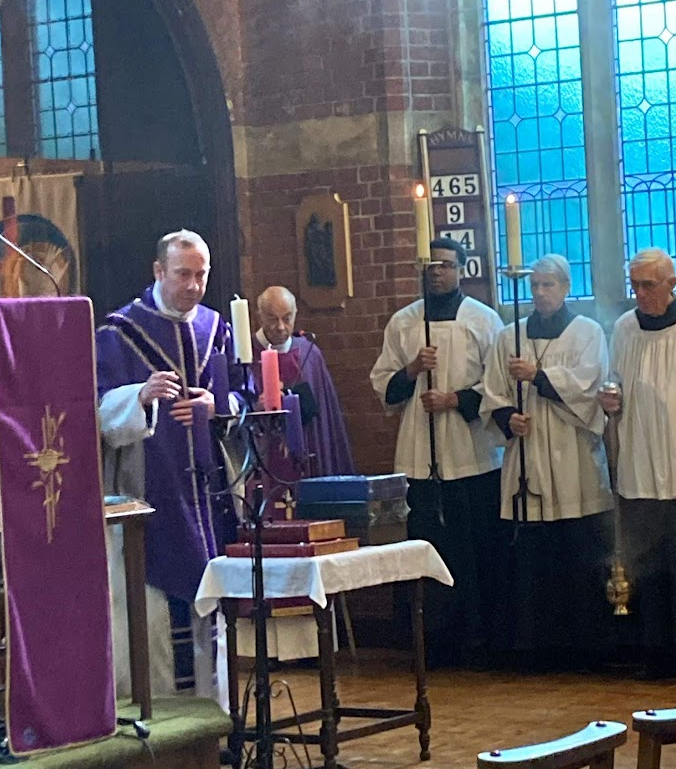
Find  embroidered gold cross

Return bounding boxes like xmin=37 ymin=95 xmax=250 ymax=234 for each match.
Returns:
xmin=24 ymin=405 xmax=70 ymax=544
xmin=274 ymin=488 xmax=296 ymax=521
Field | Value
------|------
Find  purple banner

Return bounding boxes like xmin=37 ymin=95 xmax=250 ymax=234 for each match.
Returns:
xmin=0 ymin=298 xmax=115 ymax=754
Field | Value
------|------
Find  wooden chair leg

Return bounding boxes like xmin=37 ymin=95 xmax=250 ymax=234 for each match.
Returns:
xmin=636 ymin=734 xmax=662 ymax=769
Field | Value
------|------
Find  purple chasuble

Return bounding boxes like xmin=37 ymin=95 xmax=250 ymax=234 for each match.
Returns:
xmin=96 ymin=288 xmax=241 ymax=602
xmin=252 ymin=336 xmax=354 ymax=479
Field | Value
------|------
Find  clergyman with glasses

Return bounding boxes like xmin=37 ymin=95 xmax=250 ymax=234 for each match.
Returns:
xmin=370 ymin=237 xmax=503 ymax=670
xmin=481 ymin=254 xmax=613 ymax=672
xmin=599 ymin=247 xmax=676 ymax=679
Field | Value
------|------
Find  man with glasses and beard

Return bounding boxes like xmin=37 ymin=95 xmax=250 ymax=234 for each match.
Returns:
xmin=599 ymin=247 xmax=676 ymax=679
xmin=371 ymin=238 xmax=503 ymax=669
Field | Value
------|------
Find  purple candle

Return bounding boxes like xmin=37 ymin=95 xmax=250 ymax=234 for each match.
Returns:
xmin=211 ymin=352 xmax=230 ymax=415
xmin=282 ymin=392 xmax=305 ymax=459
xmin=191 ymin=401 xmax=213 ymax=471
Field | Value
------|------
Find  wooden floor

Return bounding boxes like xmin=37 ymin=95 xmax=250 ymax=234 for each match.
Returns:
xmin=236 ymin=649 xmax=676 ymax=769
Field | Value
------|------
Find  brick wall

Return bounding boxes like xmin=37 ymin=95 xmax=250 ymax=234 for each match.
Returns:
xmin=196 ymin=0 xmax=464 ymax=474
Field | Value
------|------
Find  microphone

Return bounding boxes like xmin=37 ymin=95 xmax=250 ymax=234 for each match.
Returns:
xmin=0 ymin=232 xmax=61 ymax=297
xmin=293 ymin=329 xmax=316 ymax=344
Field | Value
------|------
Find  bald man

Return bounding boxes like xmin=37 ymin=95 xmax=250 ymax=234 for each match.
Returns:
xmin=254 ymin=285 xmax=354 ymax=479
xmin=600 ymin=248 xmax=676 ymax=679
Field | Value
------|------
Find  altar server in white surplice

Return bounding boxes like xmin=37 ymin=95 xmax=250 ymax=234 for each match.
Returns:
xmin=599 ymin=248 xmax=676 ymax=679
xmin=481 ymin=254 xmax=613 ymax=670
xmin=371 ymin=238 xmax=503 ymax=670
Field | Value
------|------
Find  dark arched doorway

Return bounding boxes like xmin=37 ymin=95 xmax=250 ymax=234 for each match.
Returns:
xmin=81 ymin=0 xmax=239 ymax=322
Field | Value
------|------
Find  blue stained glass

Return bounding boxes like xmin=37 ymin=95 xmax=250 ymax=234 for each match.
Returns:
xmin=517 ymin=118 xmax=540 ymax=150
xmin=486 ymin=0 xmax=590 ymax=300
xmin=512 ymin=20 xmax=535 ymax=52
xmin=561 ymin=113 xmax=584 ymax=145
xmin=513 ymin=53 xmax=536 ymax=85
xmin=619 ymin=73 xmax=644 ymax=106
xmin=489 ymin=22 xmax=512 ymax=56
xmin=493 ymin=88 xmax=516 ymax=119
xmin=559 ymin=48 xmax=582 ymax=79
xmin=49 ymin=0 xmax=67 ymax=22
xmin=491 ymin=56 xmax=513 ymax=86
xmin=536 ymin=50 xmax=559 ymax=81
xmin=537 ymin=82 xmax=561 ymax=114
xmin=496 ymin=154 xmax=519 ymax=185
xmin=641 ymin=3 xmax=666 ymax=34
xmin=534 ymin=16 xmax=557 ymax=49
xmin=617 ymin=6 xmax=642 ymax=38
xmin=619 ymin=41 xmax=645 ymax=73
xmin=516 ymin=85 xmax=539 ymax=117
xmin=614 ymin=0 xmax=676 ymax=284
xmin=647 ymin=104 xmax=671 ymax=136
xmin=30 ymin=0 xmax=99 ymax=158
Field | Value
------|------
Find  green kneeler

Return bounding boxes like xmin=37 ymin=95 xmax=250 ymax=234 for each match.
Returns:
xmin=21 ymin=697 xmax=232 ymax=769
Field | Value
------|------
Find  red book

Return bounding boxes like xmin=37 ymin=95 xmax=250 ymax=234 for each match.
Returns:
xmin=225 ymin=537 xmax=359 ymax=558
xmin=236 ymin=519 xmax=346 ymax=544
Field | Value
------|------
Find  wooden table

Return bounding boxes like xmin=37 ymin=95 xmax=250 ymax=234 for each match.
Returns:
xmin=195 ymin=540 xmax=454 ymax=769
xmin=105 ymin=499 xmax=155 ymax=721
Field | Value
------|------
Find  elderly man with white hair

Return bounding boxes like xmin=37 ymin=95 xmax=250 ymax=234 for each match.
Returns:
xmin=599 ymin=247 xmax=676 ymax=679
xmin=481 ymin=254 xmax=613 ymax=671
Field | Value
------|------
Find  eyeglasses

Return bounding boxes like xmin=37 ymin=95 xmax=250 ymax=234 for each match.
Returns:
xmin=429 ymin=262 xmax=459 ymax=271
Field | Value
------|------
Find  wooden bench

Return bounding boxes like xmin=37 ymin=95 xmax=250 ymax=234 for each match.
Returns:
xmin=633 ymin=708 xmax=676 ymax=769
xmin=477 ymin=720 xmax=627 ymax=769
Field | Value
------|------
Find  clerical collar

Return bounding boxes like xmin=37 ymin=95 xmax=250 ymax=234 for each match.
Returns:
xmin=152 ymin=281 xmax=198 ymax=322
xmin=527 ymin=304 xmax=574 ymax=339
xmin=635 ymin=298 xmax=676 ymax=331
xmin=425 ymin=288 xmax=465 ymax=321
xmin=255 ymin=327 xmax=293 ymax=353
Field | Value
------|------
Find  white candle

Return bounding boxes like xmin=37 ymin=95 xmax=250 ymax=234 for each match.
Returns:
xmin=230 ymin=295 xmax=253 ymax=364
xmin=505 ymin=193 xmax=522 ymax=268
xmin=414 ymin=184 xmax=431 ymax=264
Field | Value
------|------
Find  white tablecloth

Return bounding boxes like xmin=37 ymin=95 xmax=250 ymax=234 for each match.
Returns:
xmin=194 ymin=540 xmax=454 ymax=617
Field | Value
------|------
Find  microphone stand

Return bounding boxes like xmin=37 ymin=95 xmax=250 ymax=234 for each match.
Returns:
xmin=0 ymin=232 xmax=61 ymax=297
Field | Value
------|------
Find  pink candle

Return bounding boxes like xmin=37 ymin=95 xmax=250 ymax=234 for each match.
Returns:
xmin=261 ymin=348 xmax=282 ymax=411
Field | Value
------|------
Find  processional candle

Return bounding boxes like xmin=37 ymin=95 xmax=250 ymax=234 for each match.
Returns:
xmin=261 ymin=348 xmax=282 ymax=411
xmin=505 ymin=193 xmax=522 ymax=268
xmin=414 ymin=183 xmax=431 ymax=264
xmin=230 ymin=295 xmax=253 ymax=364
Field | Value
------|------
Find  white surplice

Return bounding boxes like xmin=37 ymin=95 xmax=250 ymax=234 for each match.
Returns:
xmin=611 ymin=310 xmax=676 ymax=500
xmin=481 ymin=315 xmax=613 ymax=521
xmin=370 ymin=297 xmax=503 ymax=480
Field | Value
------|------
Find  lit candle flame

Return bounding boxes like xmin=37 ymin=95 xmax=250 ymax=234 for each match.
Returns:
xmin=506 ymin=192 xmax=517 ymax=204
xmin=414 ymin=183 xmax=426 ymax=199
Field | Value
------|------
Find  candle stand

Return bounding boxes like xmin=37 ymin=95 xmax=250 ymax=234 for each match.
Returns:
xmin=214 ymin=399 xmax=289 ymax=769
xmin=499 ymin=266 xmax=543 ymax=525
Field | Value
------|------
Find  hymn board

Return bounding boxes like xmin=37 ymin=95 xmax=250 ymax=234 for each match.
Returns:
xmin=419 ymin=126 xmax=497 ymax=308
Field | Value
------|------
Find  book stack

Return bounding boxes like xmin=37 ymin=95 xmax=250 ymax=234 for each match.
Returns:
xmin=226 ymin=519 xmax=359 ymax=620
xmin=226 ymin=518 xmax=360 ymax=558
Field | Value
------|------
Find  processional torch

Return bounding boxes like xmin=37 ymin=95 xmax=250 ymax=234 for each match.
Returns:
xmin=415 ymin=130 xmax=444 ymax=517
xmin=600 ymin=378 xmax=631 ymax=615
xmin=500 ymin=194 xmax=543 ymax=525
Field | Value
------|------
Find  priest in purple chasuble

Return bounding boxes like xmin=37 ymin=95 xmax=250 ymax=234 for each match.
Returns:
xmin=96 ymin=229 xmax=243 ymax=706
xmin=252 ymin=286 xmax=354 ymax=498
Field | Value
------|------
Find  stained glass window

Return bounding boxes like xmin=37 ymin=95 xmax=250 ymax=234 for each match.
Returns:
xmin=29 ymin=0 xmax=99 ymax=159
xmin=613 ymin=0 xmax=676 ymax=292
xmin=485 ymin=0 xmax=592 ymax=301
